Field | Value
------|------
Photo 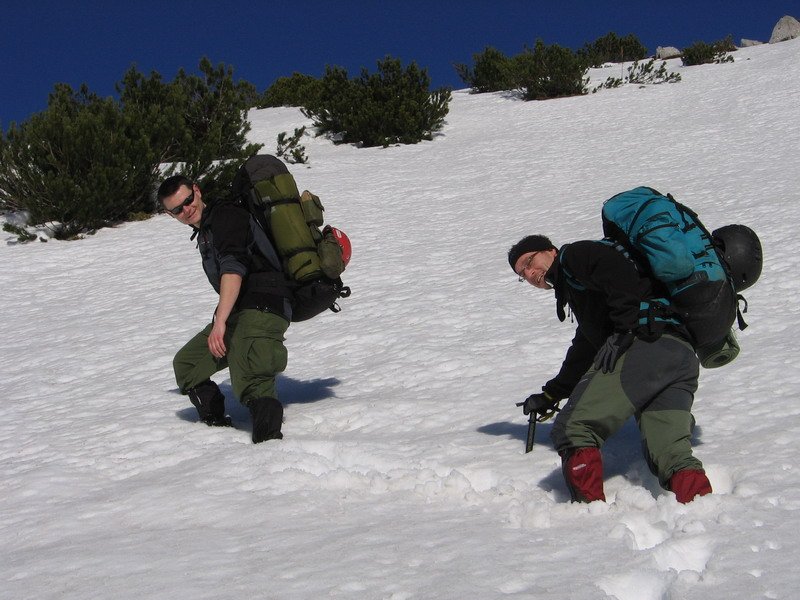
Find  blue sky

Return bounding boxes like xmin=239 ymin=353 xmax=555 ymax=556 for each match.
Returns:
xmin=1 ymin=0 xmax=797 ymax=127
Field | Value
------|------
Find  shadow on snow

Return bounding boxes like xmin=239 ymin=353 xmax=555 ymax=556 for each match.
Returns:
xmin=172 ymin=375 xmax=341 ymax=425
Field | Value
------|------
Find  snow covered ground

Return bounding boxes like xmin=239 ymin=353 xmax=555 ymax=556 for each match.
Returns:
xmin=2 ymin=39 xmax=800 ymax=599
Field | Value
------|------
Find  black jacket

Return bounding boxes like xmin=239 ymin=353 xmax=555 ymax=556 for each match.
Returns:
xmin=196 ymin=200 xmax=292 ymax=320
xmin=543 ymin=240 xmax=687 ymax=399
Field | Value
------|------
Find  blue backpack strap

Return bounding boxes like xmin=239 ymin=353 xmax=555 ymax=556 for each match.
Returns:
xmin=638 ymin=298 xmax=680 ymax=335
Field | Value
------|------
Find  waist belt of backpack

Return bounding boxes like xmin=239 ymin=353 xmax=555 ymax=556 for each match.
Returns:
xmin=247 ymin=270 xmax=294 ymax=297
xmin=638 ymin=298 xmax=680 ymax=335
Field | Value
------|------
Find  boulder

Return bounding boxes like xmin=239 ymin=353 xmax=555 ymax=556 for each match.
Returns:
xmin=656 ymin=46 xmax=682 ymax=59
xmin=769 ymin=15 xmax=800 ymax=43
xmin=740 ymin=39 xmax=763 ymax=47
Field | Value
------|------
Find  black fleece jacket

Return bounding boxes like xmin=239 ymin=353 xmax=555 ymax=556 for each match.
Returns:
xmin=542 ymin=240 xmax=685 ymax=399
xmin=195 ymin=200 xmax=292 ymax=320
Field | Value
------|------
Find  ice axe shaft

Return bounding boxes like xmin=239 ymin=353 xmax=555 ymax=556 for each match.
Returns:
xmin=524 ymin=413 xmax=536 ymax=453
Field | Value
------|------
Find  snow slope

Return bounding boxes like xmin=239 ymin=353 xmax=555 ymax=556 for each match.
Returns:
xmin=2 ymin=39 xmax=800 ymax=599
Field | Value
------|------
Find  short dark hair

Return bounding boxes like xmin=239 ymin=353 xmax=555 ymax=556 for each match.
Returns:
xmin=507 ymin=235 xmax=557 ymax=271
xmin=157 ymin=175 xmax=194 ymax=204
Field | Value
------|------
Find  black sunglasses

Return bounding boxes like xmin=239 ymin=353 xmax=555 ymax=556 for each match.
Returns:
xmin=166 ymin=190 xmax=194 ymax=215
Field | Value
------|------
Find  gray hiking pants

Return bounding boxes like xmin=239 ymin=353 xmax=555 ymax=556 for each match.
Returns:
xmin=551 ymin=334 xmax=703 ymax=488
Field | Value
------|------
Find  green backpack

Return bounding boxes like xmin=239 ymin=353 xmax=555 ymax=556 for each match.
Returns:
xmin=231 ymin=154 xmax=351 ymax=321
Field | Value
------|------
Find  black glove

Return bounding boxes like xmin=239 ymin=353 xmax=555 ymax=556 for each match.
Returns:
xmin=593 ymin=331 xmax=636 ymax=373
xmin=516 ymin=391 xmax=559 ymax=421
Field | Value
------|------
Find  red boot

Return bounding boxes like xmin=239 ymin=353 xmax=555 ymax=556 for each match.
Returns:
xmin=562 ymin=447 xmax=606 ymax=502
xmin=670 ymin=469 xmax=712 ymax=503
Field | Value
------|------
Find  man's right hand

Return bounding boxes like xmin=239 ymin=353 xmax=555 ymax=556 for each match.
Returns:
xmin=516 ymin=391 xmax=559 ymax=420
xmin=208 ymin=321 xmax=227 ymax=358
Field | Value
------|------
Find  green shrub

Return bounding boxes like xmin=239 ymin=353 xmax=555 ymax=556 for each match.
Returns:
xmin=516 ymin=40 xmax=588 ymax=101
xmin=0 ymin=84 xmax=159 ymax=238
xmin=259 ymin=73 xmax=322 ymax=108
xmin=454 ymin=46 xmax=517 ymax=92
xmin=2 ymin=222 xmax=37 ymax=243
xmin=682 ymin=36 xmax=737 ymax=66
xmin=454 ymin=41 xmax=588 ymax=100
xmin=302 ymin=56 xmax=451 ymax=148
xmin=118 ymin=57 xmax=262 ymax=200
xmin=276 ymin=127 xmax=309 ymax=164
xmin=0 ymin=58 xmax=261 ymax=238
xmin=578 ymin=32 xmax=648 ymax=67
xmin=593 ymin=58 xmax=681 ymax=91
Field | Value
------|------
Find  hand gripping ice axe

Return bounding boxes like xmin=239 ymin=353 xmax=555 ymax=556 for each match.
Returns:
xmin=516 ymin=392 xmax=560 ymax=453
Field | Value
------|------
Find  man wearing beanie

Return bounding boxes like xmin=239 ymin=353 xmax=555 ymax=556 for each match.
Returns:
xmin=508 ymin=234 xmax=712 ymax=504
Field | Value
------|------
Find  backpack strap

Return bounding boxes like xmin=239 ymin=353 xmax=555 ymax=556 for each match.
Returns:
xmin=557 ymin=247 xmax=586 ymax=291
xmin=601 ymin=239 xmax=681 ymax=334
xmin=638 ymin=298 xmax=681 ymax=336
xmin=736 ymin=294 xmax=749 ymax=330
xmin=554 ymin=247 xmax=581 ymax=323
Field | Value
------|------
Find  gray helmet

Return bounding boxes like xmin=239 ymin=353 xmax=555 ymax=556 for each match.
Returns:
xmin=713 ymin=224 xmax=762 ymax=292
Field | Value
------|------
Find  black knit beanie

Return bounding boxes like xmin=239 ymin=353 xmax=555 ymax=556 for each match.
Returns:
xmin=507 ymin=235 xmax=556 ymax=271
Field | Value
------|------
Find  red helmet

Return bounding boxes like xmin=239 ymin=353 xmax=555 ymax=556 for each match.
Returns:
xmin=328 ymin=226 xmax=351 ymax=266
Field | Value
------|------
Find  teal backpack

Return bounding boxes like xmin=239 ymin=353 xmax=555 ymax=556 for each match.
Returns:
xmin=600 ymin=186 xmax=761 ymax=367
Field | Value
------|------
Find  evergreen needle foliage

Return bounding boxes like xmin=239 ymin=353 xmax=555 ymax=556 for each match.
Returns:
xmin=578 ymin=32 xmax=648 ymax=67
xmin=118 ymin=57 xmax=262 ymax=200
xmin=302 ymin=56 xmax=451 ymax=148
xmin=516 ymin=40 xmax=589 ymax=101
xmin=593 ymin=59 xmax=681 ymax=92
xmin=260 ymin=73 xmax=322 ymax=108
xmin=0 ymin=84 xmax=158 ymax=238
xmin=276 ymin=127 xmax=309 ymax=164
xmin=0 ymin=58 xmax=260 ymax=238
xmin=682 ymin=36 xmax=737 ymax=66
xmin=455 ymin=41 xmax=589 ymax=100
xmin=454 ymin=47 xmax=517 ymax=93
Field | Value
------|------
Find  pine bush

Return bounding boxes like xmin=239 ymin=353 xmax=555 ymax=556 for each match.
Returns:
xmin=260 ymin=73 xmax=322 ymax=108
xmin=302 ymin=56 xmax=451 ymax=148
xmin=454 ymin=41 xmax=589 ymax=100
xmin=682 ymin=36 xmax=737 ymax=66
xmin=516 ymin=40 xmax=588 ymax=101
xmin=0 ymin=84 xmax=158 ymax=238
xmin=119 ymin=58 xmax=262 ymax=199
xmin=578 ymin=32 xmax=648 ymax=67
xmin=454 ymin=47 xmax=517 ymax=92
xmin=276 ymin=127 xmax=309 ymax=164
xmin=0 ymin=58 xmax=261 ymax=238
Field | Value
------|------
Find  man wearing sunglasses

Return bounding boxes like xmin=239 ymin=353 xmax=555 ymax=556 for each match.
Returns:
xmin=508 ymin=234 xmax=712 ymax=504
xmin=157 ymin=176 xmax=291 ymax=443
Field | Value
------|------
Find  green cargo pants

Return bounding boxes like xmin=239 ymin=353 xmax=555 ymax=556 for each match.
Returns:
xmin=551 ymin=334 xmax=703 ymax=488
xmin=173 ymin=309 xmax=289 ymax=406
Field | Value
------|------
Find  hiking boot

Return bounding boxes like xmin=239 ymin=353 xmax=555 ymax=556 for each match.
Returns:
xmin=561 ymin=447 xmax=606 ymax=503
xmin=669 ymin=469 xmax=712 ymax=503
xmin=188 ymin=380 xmax=232 ymax=427
xmin=249 ymin=397 xmax=284 ymax=443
